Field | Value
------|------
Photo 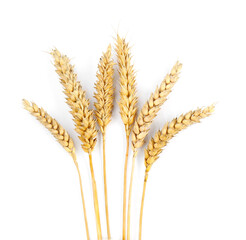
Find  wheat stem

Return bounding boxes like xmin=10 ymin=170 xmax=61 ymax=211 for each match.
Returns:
xmin=103 ymin=133 xmax=111 ymax=239
xmin=88 ymin=153 xmax=102 ymax=240
xmin=122 ymin=133 xmax=130 ymax=240
xmin=116 ymin=35 xmax=138 ymax=240
xmin=139 ymin=171 xmax=148 ymax=240
xmin=94 ymin=45 xmax=114 ymax=239
xmin=72 ymin=154 xmax=90 ymax=240
xmin=127 ymin=151 xmax=137 ymax=240
xmin=139 ymin=105 xmax=214 ymax=239
xmin=23 ymin=99 xmax=90 ymax=239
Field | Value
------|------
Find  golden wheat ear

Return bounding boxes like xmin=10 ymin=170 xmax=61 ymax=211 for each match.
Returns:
xmin=22 ymin=99 xmax=75 ymax=157
xmin=132 ymin=61 xmax=182 ymax=152
xmin=115 ymin=35 xmax=138 ymax=136
xmin=144 ymin=104 xmax=214 ymax=172
xmin=50 ymin=49 xmax=97 ymax=153
xmin=94 ymin=44 xmax=115 ymax=134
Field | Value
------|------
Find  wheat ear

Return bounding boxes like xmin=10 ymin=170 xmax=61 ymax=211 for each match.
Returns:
xmin=94 ymin=44 xmax=114 ymax=239
xmin=132 ymin=61 xmax=182 ymax=151
xmin=115 ymin=35 xmax=138 ymax=240
xmin=94 ymin=44 xmax=114 ymax=134
xmin=51 ymin=50 xmax=102 ymax=240
xmin=139 ymin=105 xmax=215 ymax=240
xmin=51 ymin=49 xmax=97 ymax=153
xmin=22 ymin=99 xmax=90 ymax=240
xmin=116 ymin=35 xmax=138 ymax=136
xmin=127 ymin=61 xmax=182 ymax=239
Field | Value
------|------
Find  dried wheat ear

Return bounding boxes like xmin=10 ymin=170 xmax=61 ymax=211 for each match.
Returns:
xmin=145 ymin=105 xmax=215 ymax=173
xmin=94 ymin=44 xmax=115 ymax=134
xmin=51 ymin=49 xmax=97 ymax=153
xmin=23 ymin=99 xmax=75 ymax=157
xmin=132 ymin=61 xmax=182 ymax=151
xmin=115 ymin=35 xmax=138 ymax=136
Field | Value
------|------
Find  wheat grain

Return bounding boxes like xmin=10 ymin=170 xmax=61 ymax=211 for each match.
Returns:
xmin=51 ymin=49 xmax=97 ymax=153
xmin=115 ymin=35 xmax=138 ymax=136
xmin=23 ymin=99 xmax=75 ymax=156
xmin=94 ymin=44 xmax=114 ymax=134
xmin=132 ymin=61 xmax=182 ymax=151
xmin=144 ymin=105 xmax=215 ymax=172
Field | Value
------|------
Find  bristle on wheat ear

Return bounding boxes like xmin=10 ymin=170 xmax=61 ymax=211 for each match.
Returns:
xmin=115 ymin=35 xmax=138 ymax=136
xmin=22 ymin=99 xmax=75 ymax=157
xmin=132 ymin=61 xmax=182 ymax=151
xmin=94 ymin=44 xmax=115 ymax=134
xmin=144 ymin=105 xmax=215 ymax=172
xmin=50 ymin=49 xmax=97 ymax=153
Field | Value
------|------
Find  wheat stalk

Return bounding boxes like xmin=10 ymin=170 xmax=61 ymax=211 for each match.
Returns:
xmin=139 ymin=105 xmax=215 ymax=240
xmin=127 ymin=61 xmax=182 ymax=239
xmin=51 ymin=50 xmax=102 ymax=240
xmin=94 ymin=44 xmax=114 ymax=239
xmin=115 ymin=35 xmax=138 ymax=240
xmin=22 ymin=99 xmax=90 ymax=240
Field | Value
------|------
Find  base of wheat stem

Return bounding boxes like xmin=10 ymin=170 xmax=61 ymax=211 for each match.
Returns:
xmin=88 ymin=153 xmax=102 ymax=240
xmin=127 ymin=151 xmax=137 ymax=240
xmin=103 ymin=133 xmax=111 ymax=239
xmin=72 ymin=153 xmax=90 ymax=240
xmin=122 ymin=134 xmax=130 ymax=240
xmin=139 ymin=171 xmax=148 ymax=240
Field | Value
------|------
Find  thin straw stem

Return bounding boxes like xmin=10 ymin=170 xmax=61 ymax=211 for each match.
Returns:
xmin=127 ymin=151 xmax=137 ymax=240
xmin=103 ymin=133 xmax=111 ymax=239
xmin=72 ymin=154 xmax=90 ymax=240
xmin=88 ymin=153 xmax=102 ymax=240
xmin=139 ymin=171 xmax=148 ymax=240
xmin=122 ymin=134 xmax=130 ymax=240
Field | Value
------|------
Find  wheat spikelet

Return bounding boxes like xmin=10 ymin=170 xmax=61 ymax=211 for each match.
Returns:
xmin=51 ymin=49 xmax=97 ymax=153
xmin=132 ymin=61 xmax=182 ymax=151
xmin=22 ymin=99 xmax=75 ymax=157
xmin=116 ymin=35 xmax=138 ymax=136
xmin=94 ymin=44 xmax=114 ymax=134
xmin=144 ymin=105 xmax=215 ymax=172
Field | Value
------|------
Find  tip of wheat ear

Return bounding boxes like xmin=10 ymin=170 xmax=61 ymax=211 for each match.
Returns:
xmin=144 ymin=104 xmax=215 ymax=172
xmin=94 ymin=44 xmax=115 ymax=134
xmin=50 ymin=49 xmax=97 ymax=153
xmin=22 ymin=99 xmax=76 ymax=157
xmin=132 ymin=61 xmax=182 ymax=151
xmin=115 ymin=35 xmax=138 ymax=135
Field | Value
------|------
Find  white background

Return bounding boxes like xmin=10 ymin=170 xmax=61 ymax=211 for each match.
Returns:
xmin=0 ymin=0 xmax=246 ymax=239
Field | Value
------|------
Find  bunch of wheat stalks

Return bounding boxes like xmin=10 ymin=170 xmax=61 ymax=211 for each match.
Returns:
xmin=23 ymin=35 xmax=214 ymax=240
